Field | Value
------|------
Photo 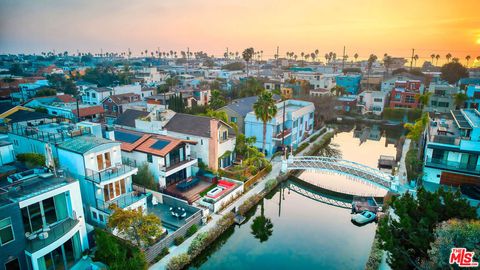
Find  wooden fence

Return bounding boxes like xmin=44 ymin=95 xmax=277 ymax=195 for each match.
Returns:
xmin=243 ymin=166 xmax=270 ymax=191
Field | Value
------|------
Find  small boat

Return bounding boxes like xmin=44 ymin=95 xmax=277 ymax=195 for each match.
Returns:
xmin=351 ymin=210 xmax=376 ymax=225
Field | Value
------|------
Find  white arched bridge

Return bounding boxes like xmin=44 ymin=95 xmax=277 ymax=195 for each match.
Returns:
xmin=282 ymin=156 xmax=399 ymax=192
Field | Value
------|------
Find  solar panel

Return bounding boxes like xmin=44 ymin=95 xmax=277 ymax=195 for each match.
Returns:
xmin=114 ymin=130 xmax=142 ymax=143
xmin=151 ymin=139 xmax=170 ymax=150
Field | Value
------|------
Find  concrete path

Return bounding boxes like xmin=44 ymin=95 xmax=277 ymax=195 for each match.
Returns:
xmin=397 ymin=139 xmax=411 ymax=186
xmin=150 ymin=157 xmax=283 ymax=270
xmin=296 ymin=128 xmax=334 ymax=156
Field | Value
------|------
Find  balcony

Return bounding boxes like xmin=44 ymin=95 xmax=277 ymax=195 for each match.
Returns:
xmin=25 ymin=218 xmax=79 ymax=254
xmin=160 ymin=157 xmax=197 ymax=175
xmin=425 ymin=157 xmax=480 ymax=175
xmin=96 ymin=191 xmax=148 ymax=213
xmin=85 ymin=164 xmax=137 ymax=183
xmin=272 ymin=128 xmax=292 ymax=141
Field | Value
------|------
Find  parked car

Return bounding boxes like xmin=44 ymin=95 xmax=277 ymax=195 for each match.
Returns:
xmin=351 ymin=210 xmax=376 ymax=225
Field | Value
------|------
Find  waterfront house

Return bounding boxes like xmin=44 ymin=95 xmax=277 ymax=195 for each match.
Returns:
xmin=0 ymin=170 xmax=89 ymax=270
xmin=466 ymin=85 xmax=480 ymax=109
xmin=388 ymin=80 xmax=422 ymax=109
xmin=244 ymin=99 xmax=315 ymax=157
xmin=335 ymin=95 xmax=358 ymax=113
xmin=335 ymin=74 xmax=362 ymax=95
xmin=422 ymin=109 xmax=480 ymax=185
xmin=357 ymin=91 xmax=387 ymax=115
xmin=424 ymin=84 xmax=459 ymax=113
xmin=164 ymin=113 xmax=236 ymax=170
xmin=112 ymin=128 xmax=198 ymax=189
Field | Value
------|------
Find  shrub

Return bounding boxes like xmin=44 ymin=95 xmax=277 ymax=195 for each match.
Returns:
xmin=174 ymin=236 xmax=185 ymax=245
xmin=293 ymin=142 xmax=309 ymax=155
xmin=166 ymin=253 xmax=190 ymax=270
xmin=16 ymin=153 xmax=46 ymax=168
xmin=265 ymin=178 xmax=279 ymax=193
xmin=186 ymin=224 xmax=198 ymax=237
xmin=237 ymin=194 xmax=263 ymax=216
xmin=188 ymin=232 xmax=210 ymax=256
xmin=152 ymin=247 xmax=170 ymax=263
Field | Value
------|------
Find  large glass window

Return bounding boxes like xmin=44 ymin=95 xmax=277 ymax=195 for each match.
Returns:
xmin=21 ymin=202 xmax=42 ymax=233
xmin=5 ymin=258 xmax=20 ymax=270
xmin=42 ymin=197 xmax=57 ymax=225
xmin=0 ymin=217 xmax=14 ymax=246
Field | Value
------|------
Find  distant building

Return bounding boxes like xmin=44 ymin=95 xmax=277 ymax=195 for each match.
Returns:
xmin=466 ymin=85 xmax=480 ymax=109
xmin=357 ymin=91 xmax=387 ymax=115
xmin=424 ymin=84 xmax=459 ymax=113
xmin=10 ymin=79 xmax=50 ymax=104
xmin=335 ymin=95 xmax=357 ymax=112
xmin=244 ymin=99 xmax=315 ymax=156
xmin=423 ymin=109 xmax=480 ymax=185
xmin=388 ymin=80 xmax=422 ymax=109
xmin=102 ymin=92 xmax=141 ymax=118
xmin=82 ymin=87 xmax=113 ymax=105
xmin=335 ymin=74 xmax=362 ymax=95
xmin=309 ymin=88 xmax=331 ymax=97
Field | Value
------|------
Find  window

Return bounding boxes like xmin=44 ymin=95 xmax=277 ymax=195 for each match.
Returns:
xmin=4 ymin=258 xmax=20 ymax=270
xmin=92 ymin=211 xmax=98 ymax=220
xmin=99 ymin=214 xmax=104 ymax=223
xmin=92 ymin=93 xmax=96 ymax=98
xmin=373 ymin=98 xmax=383 ymax=103
xmin=147 ymin=154 xmax=153 ymax=163
xmin=96 ymin=152 xmax=111 ymax=170
xmin=309 ymin=112 xmax=314 ymax=119
xmin=438 ymin=102 xmax=449 ymax=108
xmin=405 ymin=95 xmax=415 ymax=104
xmin=230 ymin=117 xmax=237 ymax=123
xmin=0 ymin=217 xmax=14 ymax=246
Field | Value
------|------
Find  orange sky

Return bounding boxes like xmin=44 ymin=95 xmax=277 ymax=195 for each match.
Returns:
xmin=0 ymin=0 xmax=479 ymax=64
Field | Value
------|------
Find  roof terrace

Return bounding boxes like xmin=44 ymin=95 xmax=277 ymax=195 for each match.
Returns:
xmin=8 ymin=118 xmax=88 ymax=144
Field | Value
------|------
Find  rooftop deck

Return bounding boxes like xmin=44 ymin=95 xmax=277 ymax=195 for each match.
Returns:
xmin=25 ymin=217 xmax=79 ymax=253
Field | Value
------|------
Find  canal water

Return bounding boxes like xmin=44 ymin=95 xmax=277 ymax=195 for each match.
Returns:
xmin=189 ymin=123 xmax=405 ymax=270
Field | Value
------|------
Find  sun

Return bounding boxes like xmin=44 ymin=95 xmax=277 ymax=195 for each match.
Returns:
xmin=477 ymin=37 xmax=480 ymax=44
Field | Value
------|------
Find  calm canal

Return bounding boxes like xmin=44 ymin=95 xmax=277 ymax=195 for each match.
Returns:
xmin=189 ymin=123 xmax=405 ymax=270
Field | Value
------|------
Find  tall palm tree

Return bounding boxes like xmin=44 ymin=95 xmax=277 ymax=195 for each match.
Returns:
xmin=446 ymin=53 xmax=452 ymax=63
xmin=415 ymin=92 xmax=432 ymax=110
xmin=324 ymin=53 xmax=329 ymax=63
xmin=242 ymin=47 xmax=254 ymax=76
xmin=465 ymin=55 xmax=471 ymax=67
xmin=366 ymin=54 xmax=378 ymax=88
xmin=435 ymin=54 xmax=440 ymax=66
xmin=413 ymin=54 xmax=419 ymax=67
xmin=250 ymin=199 xmax=273 ymax=243
xmin=253 ymin=91 xmax=278 ymax=155
xmin=430 ymin=54 xmax=435 ymax=64
xmin=354 ymin=53 xmax=359 ymax=63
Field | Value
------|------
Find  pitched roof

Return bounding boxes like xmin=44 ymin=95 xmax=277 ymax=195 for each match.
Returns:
xmin=106 ymin=93 xmax=140 ymax=105
xmin=115 ymin=109 xmax=149 ymax=128
xmin=72 ymin=105 xmax=104 ymax=117
xmin=58 ymin=136 xmax=119 ymax=154
xmin=221 ymin=96 xmax=258 ymax=117
xmin=114 ymin=129 xmax=151 ymax=152
xmin=56 ymin=94 xmax=76 ymax=103
xmin=5 ymin=110 xmax=51 ymax=123
xmin=164 ymin=113 xmax=213 ymax=137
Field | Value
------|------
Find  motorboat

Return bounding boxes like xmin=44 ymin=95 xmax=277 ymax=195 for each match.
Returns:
xmin=351 ymin=210 xmax=376 ymax=225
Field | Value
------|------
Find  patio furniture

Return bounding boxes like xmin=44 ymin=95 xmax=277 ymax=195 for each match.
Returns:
xmin=176 ymin=177 xmax=201 ymax=191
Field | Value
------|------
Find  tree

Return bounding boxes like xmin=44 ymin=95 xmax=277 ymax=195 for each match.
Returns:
xmin=132 ymin=163 xmax=156 ymax=190
xmin=354 ymin=53 xmax=359 ymax=63
xmin=9 ymin=63 xmax=24 ymax=76
xmin=108 ymin=205 xmax=163 ymax=247
xmin=35 ymin=88 xmax=57 ymax=97
xmin=383 ymin=55 xmax=392 ymax=76
xmin=435 ymin=54 xmax=440 ymax=66
xmin=414 ymin=92 xmax=432 ymax=110
xmin=222 ymin=62 xmax=245 ymax=71
xmin=209 ymin=89 xmax=226 ymax=110
xmin=378 ymin=187 xmax=477 ymax=270
xmin=16 ymin=153 xmax=46 ymax=168
xmin=95 ymin=229 xmax=148 ymax=270
xmin=250 ymin=199 xmax=273 ymax=243
xmin=242 ymin=48 xmax=254 ymax=76
xmin=330 ymin=85 xmax=346 ymax=96
xmin=425 ymin=219 xmax=480 ymax=269
xmin=404 ymin=112 xmax=429 ymax=142
xmin=453 ymin=92 xmax=468 ymax=109
xmin=366 ymin=54 xmax=378 ymax=89
xmin=446 ymin=53 xmax=452 ymax=63
xmin=440 ymin=62 xmax=468 ymax=84
xmin=430 ymin=54 xmax=435 ymax=64
xmin=253 ymin=91 xmax=278 ymax=155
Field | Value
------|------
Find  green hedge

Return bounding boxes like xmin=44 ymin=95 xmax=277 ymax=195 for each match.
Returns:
xmin=16 ymin=153 xmax=46 ymax=168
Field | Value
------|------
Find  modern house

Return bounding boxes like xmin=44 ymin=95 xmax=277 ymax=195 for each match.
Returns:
xmin=164 ymin=113 xmax=236 ymax=170
xmin=466 ymin=85 xmax=480 ymax=109
xmin=10 ymin=79 xmax=50 ymax=104
xmin=113 ymin=129 xmax=198 ymax=189
xmin=424 ymin=84 xmax=459 ymax=113
xmin=381 ymin=73 xmax=424 ymax=93
xmin=82 ymin=87 xmax=113 ymax=105
xmin=244 ymin=99 xmax=315 ymax=157
xmin=0 ymin=170 xmax=89 ymax=270
xmin=102 ymin=93 xmax=141 ymax=118
xmin=357 ymin=91 xmax=387 ymax=115
xmin=335 ymin=74 xmax=362 ymax=95
xmin=422 ymin=109 xmax=480 ymax=185
xmin=217 ymin=96 xmax=266 ymax=134
xmin=388 ymin=80 xmax=423 ymax=109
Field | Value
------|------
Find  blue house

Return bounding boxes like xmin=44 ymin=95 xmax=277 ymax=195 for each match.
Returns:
xmin=244 ymin=99 xmax=315 ymax=157
xmin=466 ymin=85 xmax=480 ymax=109
xmin=335 ymin=75 xmax=362 ymax=94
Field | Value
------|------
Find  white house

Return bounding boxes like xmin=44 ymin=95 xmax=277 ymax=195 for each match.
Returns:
xmin=357 ymin=91 xmax=388 ymax=115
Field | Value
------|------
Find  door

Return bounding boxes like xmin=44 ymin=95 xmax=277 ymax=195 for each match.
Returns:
xmin=97 ymin=154 xmax=104 ymax=171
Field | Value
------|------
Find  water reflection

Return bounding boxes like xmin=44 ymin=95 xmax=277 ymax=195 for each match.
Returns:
xmin=250 ymin=199 xmax=274 ymax=243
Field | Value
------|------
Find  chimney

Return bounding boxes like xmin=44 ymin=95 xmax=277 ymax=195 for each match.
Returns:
xmin=105 ymin=126 xmax=115 ymax=141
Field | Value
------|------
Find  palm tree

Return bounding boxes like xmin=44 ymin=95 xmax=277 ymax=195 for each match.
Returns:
xmin=413 ymin=54 xmax=419 ymax=67
xmin=354 ymin=53 xmax=359 ymax=63
xmin=324 ymin=53 xmax=329 ymax=63
xmin=466 ymin=55 xmax=471 ymax=67
xmin=366 ymin=54 xmax=378 ymax=89
xmin=454 ymin=92 xmax=468 ymax=109
xmin=253 ymin=91 xmax=278 ymax=155
xmin=430 ymin=54 xmax=435 ymax=64
xmin=310 ymin=52 xmax=316 ymax=62
xmin=242 ymin=47 xmax=254 ymax=76
xmin=415 ymin=92 xmax=432 ymax=110
xmin=435 ymin=54 xmax=440 ymax=66
xmin=314 ymin=49 xmax=319 ymax=59
xmin=383 ymin=54 xmax=392 ymax=76
xmin=446 ymin=53 xmax=452 ymax=63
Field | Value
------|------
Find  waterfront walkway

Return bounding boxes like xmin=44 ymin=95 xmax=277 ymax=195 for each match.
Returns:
xmin=397 ymin=138 xmax=411 ymax=186
xmin=150 ymin=157 xmax=283 ymax=270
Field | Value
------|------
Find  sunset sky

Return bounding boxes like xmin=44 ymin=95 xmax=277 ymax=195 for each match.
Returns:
xmin=1 ymin=0 xmax=479 ymax=63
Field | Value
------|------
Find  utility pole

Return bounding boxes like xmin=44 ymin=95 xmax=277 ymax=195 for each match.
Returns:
xmin=226 ymin=47 xmax=229 ymax=62
xmin=186 ymin=47 xmax=190 ymax=74
xmin=410 ymin=48 xmax=415 ymax=71
xmin=281 ymin=99 xmax=286 ymax=157
xmin=342 ymin=46 xmax=346 ymax=71
xmin=276 ymin=46 xmax=280 ymax=68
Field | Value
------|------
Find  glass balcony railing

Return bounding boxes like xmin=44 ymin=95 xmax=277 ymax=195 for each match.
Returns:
xmin=425 ymin=157 xmax=480 ymax=175
xmin=85 ymin=164 xmax=137 ymax=183
xmin=25 ymin=218 xmax=79 ymax=253
xmin=96 ymin=191 xmax=148 ymax=213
